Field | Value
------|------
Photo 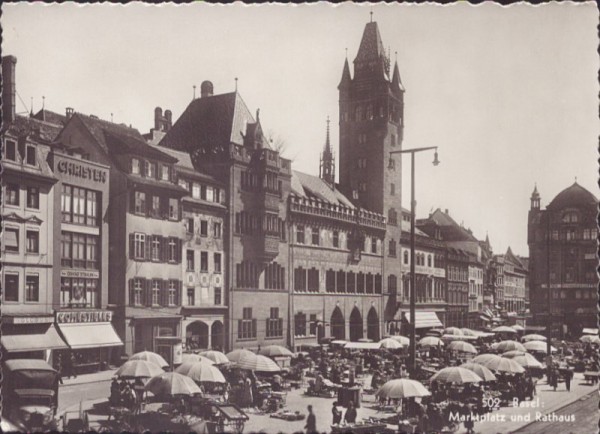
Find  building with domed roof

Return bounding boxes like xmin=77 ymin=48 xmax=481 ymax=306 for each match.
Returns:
xmin=527 ymin=182 xmax=598 ymax=338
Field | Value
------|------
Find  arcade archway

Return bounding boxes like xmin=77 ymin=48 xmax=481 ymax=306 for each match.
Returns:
xmin=367 ymin=307 xmax=380 ymax=341
xmin=186 ymin=321 xmax=209 ymax=351
xmin=211 ymin=321 xmax=224 ymax=351
xmin=330 ymin=307 xmax=345 ymax=340
xmin=349 ymin=307 xmax=363 ymax=342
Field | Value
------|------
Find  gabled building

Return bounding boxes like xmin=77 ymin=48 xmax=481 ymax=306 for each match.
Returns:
xmin=527 ymin=182 xmax=598 ymax=337
xmin=160 ymin=82 xmax=292 ymax=351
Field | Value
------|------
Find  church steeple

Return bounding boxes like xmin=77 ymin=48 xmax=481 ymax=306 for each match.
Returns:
xmin=353 ymin=21 xmax=390 ymax=81
xmin=530 ymin=184 xmax=540 ymax=210
xmin=391 ymin=58 xmax=404 ymax=93
xmin=319 ymin=116 xmax=335 ymax=186
xmin=338 ymin=56 xmax=352 ymax=90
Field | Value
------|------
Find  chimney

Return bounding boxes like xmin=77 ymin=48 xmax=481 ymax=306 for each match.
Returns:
xmin=200 ymin=80 xmax=213 ymax=98
xmin=66 ymin=107 xmax=74 ymax=119
xmin=2 ymin=55 xmax=17 ymax=125
xmin=154 ymin=106 xmax=163 ymax=130
xmin=164 ymin=109 xmax=172 ymax=130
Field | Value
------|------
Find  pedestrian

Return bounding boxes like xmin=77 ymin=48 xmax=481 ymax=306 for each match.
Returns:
xmin=565 ymin=369 xmax=572 ymax=392
xmin=68 ymin=351 xmax=77 ymax=379
xmin=332 ymin=401 xmax=342 ymax=425
xmin=56 ymin=354 xmax=64 ymax=385
xmin=344 ymin=400 xmax=357 ymax=424
xmin=305 ymin=405 xmax=317 ymax=434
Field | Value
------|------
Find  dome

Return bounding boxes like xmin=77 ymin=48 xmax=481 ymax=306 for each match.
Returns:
xmin=547 ymin=182 xmax=597 ymax=210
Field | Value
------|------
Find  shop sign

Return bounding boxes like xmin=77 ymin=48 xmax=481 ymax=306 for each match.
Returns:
xmin=60 ymin=269 xmax=100 ymax=279
xmin=4 ymin=315 xmax=54 ymax=324
xmin=540 ymin=283 xmax=596 ymax=289
xmin=173 ymin=342 xmax=183 ymax=365
xmin=57 ymin=159 xmax=107 ymax=184
xmin=56 ymin=310 xmax=112 ymax=324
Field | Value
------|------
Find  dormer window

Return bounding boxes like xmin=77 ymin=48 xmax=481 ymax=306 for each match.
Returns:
xmin=146 ymin=161 xmax=157 ymax=179
xmin=25 ymin=145 xmax=36 ymax=166
xmin=5 ymin=140 xmax=16 ymax=161
xmin=132 ymin=158 xmax=140 ymax=175
xmin=562 ymin=212 xmax=578 ymax=223
xmin=161 ymin=165 xmax=170 ymax=181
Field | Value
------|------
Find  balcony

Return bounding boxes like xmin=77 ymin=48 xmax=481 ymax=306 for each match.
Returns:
xmin=257 ymin=234 xmax=280 ymax=261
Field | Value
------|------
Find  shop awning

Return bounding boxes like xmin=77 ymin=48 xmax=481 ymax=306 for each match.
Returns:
xmin=1 ymin=325 xmax=68 ymax=352
xmin=404 ymin=311 xmax=443 ymax=329
xmin=344 ymin=342 xmax=382 ymax=350
xmin=57 ymin=322 xmax=123 ymax=349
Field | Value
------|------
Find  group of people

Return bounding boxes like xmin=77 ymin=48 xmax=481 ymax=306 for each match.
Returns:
xmin=109 ymin=378 xmax=145 ymax=410
xmin=55 ymin=351 xmax=77 ymax=383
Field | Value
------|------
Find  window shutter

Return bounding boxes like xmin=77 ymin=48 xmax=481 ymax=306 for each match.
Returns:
xmin=145 ymin=234 xmax=151 ymax=261
xmin=237 ymin=320 xmax=242 ymax=340
xmin=129 ymin=234 xmax=135 ymax=259
xmin=161 ymin=280 xmax=168 ymax=306
xmin=176 ymin=238 xmax=182 ymax=263
xmin=130 ymin=191 xmax=136 ymax=214
xmin=128 ymin=279 xmax=134 ymax=306
xmin=179 ymin=281 xmax=183 ymax=306
xmin=252 ymin=319 xmax=257 ymax=338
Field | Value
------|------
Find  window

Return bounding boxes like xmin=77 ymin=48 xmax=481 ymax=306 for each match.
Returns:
xmin=26 ymin=230 xmax=39 ymax=254
xmin=161 ymin=165 xmax=170 ymax=181
xmin=168 ymin=238 xmax=178 ymax=262
xmin=326 ymin=270 xmax=336 ymax=293
xmin=148 ymin=235 xmax=160 ymax=261
xmin=86 ymin=191 xmax=98 ymax=226
xmin=200 ymin=251 xmax=208 ymax=272
xmin=192 ymin=183 xmax=201 ymax=199
xmin=134 ymin=233 xmax=146 ymax=259
xmin=214 ymin=253 xmax=221 ymax=273
xmin=389 ymin=239 xmax=396 ymax=257
xmin=61 ymin=232 xmax=72 ymax=266
xmin=146 ymin=161 xmax=156 ymax=178
xmin=214 ymin=188 xmax=221 ymax=203
xmin=391 ymin=134 xmax=396 ymax=147
xmin=210 ymin=222 xmax=221 ymax=238
xmin=388 ymin=208 xmax=397 ymax=225
xmin=333 ymin=231 xmax=339 ymax=248
xmin=296 ymin=225 xmax=305 ymax=244
xmin=309 ymin=314 xmax=318 ymax=336
xmin=366 ymin=104 xmax=373 ymax=120
xmin=152 ymin=280 xmax=160 ymax=305
xmin=72 ymin=234 xmax=86 ymax=268
xmin=187 ymin=288 xmax=195 ymax=305
xmin=25 ymin=275 xmax=39 ymax=302
xmin=214 ymin=287 xmax=222 ymax=305
xmin=358 ymin=158 xmax=367 ymax=169
xmin=201 ymin=185 xmax=207 ymax=200
xmin=294 ymin=267 xmax=306 ymax=292
xmin=336 ymin=271 xmax=346 ymax=293
xmin=404 ymin=250 xmax=409 ymax=264
xmin=134 ymin=191 xmax=146 ymax=215
xmin=355 ymin=106 xmax=363 ymax=121
xmin=308 ymin=268 xmax=319 ymax=292
xmin=132 ymin=158 xmax=140 ymax=175
xmin=371 ymin=237 xmax=377 ymax=254
xmin=26 ymin=186 xmax=39 ymax=209
xmin=357 ymin=272 xmax=365 ymax=293
xmin=150 ymin=196 xmax=161 ymax=218
xmin=25 ymin=145 xmax=36 ymax=165
xmin=347 ymin=271 xmax=356 ymax=293
xmin=5 ymin=228 xmax=19 ymax=253
xmin=294 ymin=312 xmax=307 ymax=337
xmin=266 ymin=307 xmax=283 ymax=338
xmin=5 ymin=140 xmax=16 ymax=161
xmin=388 ymin=275 xmax=397 ymax=294
xmin=186 ymin=250 xmax=194 ymax=271
xmin=311 ymin=227 xmax=319 ymax=246
xmin=6 ymin=183 xmax=19 ymax=206
xmin=238 ymin=307 xmax=256 ymax=340
xmin=168 ymin=198 xmax=179 ymax=220
xmin=200 ymin=220 xmax=208 ymax=237
xmin=168 ymin=280 xmax=177 ymax=306
xmin=4 ymin=273 xmax=18 ymax=302
xmin=133 ymin=279 xmax=143 ymax=306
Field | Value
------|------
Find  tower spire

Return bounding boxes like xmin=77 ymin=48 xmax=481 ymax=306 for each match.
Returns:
xmin=320 ymin=116 xmax=335 ymax=186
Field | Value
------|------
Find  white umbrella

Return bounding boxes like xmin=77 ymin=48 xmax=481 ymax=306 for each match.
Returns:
xmin=502 ymin=351 xmax=543 ymax=369
xmin=492 ymin=326 xmax=517 ymax=334
xmin=476 ymin=356 xmax=525 ymax=374
xmin=390 ymin=335 xmax=410 ymax=346
xmin=129 ymin=350 xmax=169 ymax=368
xmin=460 ymin=328 xmax=480 ymax=337
xmin=495 ymin=340 xmax=526 ymax=353
xmin=375 ymin=379 xmax=431 ymax=399
xmin=176 ymin=362 xmax=227 ymax=383
xmin=145 ymin=372 xmax=203 ymax=397
xmin=510 ymin=324 xmax=524 ymax=331
xmin=524 ymin=340 xmax=556 ymax=353
xmin=448 ymin=341 xmax=477 ymax=354
xmin=379 ymin=338 xmax=403 ymax=349
xmin=431 ymin=367 xmax=483 ymax=384
xmin=258 ymin=345 xmax=294 ymax=358
xmin=115 ymin=360 xmax=165 ymax=379
xmin=181 ymin=353 xmax=215 ymax=365
xmin=522 ymin=334 xmax=547 ymax=342
xmin=199 ymin=350 xmax=230 ymax=364
xmin=443 ymin=327 xmax=464 ymax=336
xmin=236 ymin=354 xmax=281 ymax=372
xmin=579 ymin=335 xmax=600 ymax=344
xmin=226 ymin=349 xmax=256 ymax=364
xmin=460 ymin=363 xmax=497 ymax=382
xmin=419 ymin=336 xmax=444 ymax=347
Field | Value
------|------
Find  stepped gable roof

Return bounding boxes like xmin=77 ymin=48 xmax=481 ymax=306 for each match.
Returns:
xmin=291 ymin=170 xmax=355 ymax=208
xmin=547 ymin=182 xmax=597 ymax=210
xmin=355 ymin=21 xmax=385 ymax=63
xmin=159 ymin=91 xmax=270 ymax=152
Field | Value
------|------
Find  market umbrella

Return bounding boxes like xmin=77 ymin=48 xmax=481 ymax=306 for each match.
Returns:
xmin=492 ymin=326 xmax=517 ymax=334
xmin=390 ymin=335 xmax=410 ymax=346
xmin=181 ymin=354 xmax=216 ymax=365
xmin=129 ymin=351 xmax=169 ymax=368
xmin=579 ymin=335 xmax=600 ymax=344
xmin=199 ymin=350 xmax=230 ymax=365
xmin=448 ymin=341 xmax=477 ymax=354
xmin=494 ymin=340 xmax=526 ymax=353
xmin=418 ymin=336 xmax=444 ymax=347
xmin=475 ymin=356 xmax=525 ymax=374
xmin=358 ymin=338 xmax=374 ymax=343
xmin=375 ymin=379 xmax=431 ymax=399
xmin=379 ymin=338 xmax=403 ymax=349
xmin=431 ymin=367 xmax=483 ymax=384
xmin=258 ymin=345 xmax=294 ymax=358
xmin=236 ymin=354 xmax=281 ymax=372
xmin=510 ymin=325 xmax=524 ymax=332
xmin=523 ymin=340 xmax=556 ymax=353
xmin=443 ymin=334 xmax=478 ymax=341
xmin=460 ymin=328 xmax=480 ymax=337
xmin=226 ymin=349 xmax=257 ymax=364
xmin=145 ymin=372 xmax=203 ymax=397
xmin=522 ymin=334 xmax=547 ymax=342
xmin=443 ymin=327 xmax=464 ymax=336
xmin=176 ymin=362 xmax=227 ymax=383
xmin=115 ymin=360 xmax=165 ymax=379
xmin=502 ymin=351 xmax=543 ymax=369
xmin=472 ymin=354 xmax=503 ymax=365
xmin=331 ymin=340 xmax=348 ymax=346
xmin=460 ymin=363 xmax=497 ymax=382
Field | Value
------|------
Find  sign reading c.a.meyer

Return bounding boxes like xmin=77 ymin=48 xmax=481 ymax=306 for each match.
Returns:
xmin=56 ymin=310 xmax=112 ymax=323
xmin=60 ymin=269 xmax=100 ymax=279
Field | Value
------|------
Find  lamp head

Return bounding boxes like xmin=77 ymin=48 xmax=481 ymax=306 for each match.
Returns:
xmin=432 ymin=149 xmax=440 ymax=166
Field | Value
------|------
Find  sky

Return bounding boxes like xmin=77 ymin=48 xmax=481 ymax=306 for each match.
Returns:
xmin=2 ymin=2 xmax=598 ymax=256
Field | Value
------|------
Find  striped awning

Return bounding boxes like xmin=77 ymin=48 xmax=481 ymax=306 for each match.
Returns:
xmin=404 ymin=311 xmax=443 ymax=329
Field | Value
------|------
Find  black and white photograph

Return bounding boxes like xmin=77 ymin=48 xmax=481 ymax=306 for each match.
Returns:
xmin=1 ymin=2 xmax=598 ymax=433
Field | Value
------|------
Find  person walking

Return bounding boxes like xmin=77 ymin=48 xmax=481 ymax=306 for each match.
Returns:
xmin=56 ymin=354 xmax=64 ymax=385
xmin=332 ymin=401 xmax=342 ymax=425
xmin=305 ymin=405 xmax=317 ymax=434
xmin=344 ymin=400 xmax=357 ymax=424
xmin=565 ymin=369 xmax=572 ymax=392
xmin=68 ymin=351 xmax=77 ymax=379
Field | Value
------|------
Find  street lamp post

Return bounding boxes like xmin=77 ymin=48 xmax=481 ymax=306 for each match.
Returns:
xmin=390 ymin=146 xmax=439 ymax=377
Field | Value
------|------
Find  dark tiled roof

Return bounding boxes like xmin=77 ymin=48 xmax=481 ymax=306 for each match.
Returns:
xmin=150 ymin=144 xmax=222 ymax=185
xmin=355 ymin=22 xmax=385 ymax=63
xmin=159 ymin=92 xmax=269 ymax=152
xmin=126 ymin=173 xmax=188 ymax=195
xmin=32 ymin=109 xmax=67 ymax=126
xmin=429 ymin=209 xmax=478 ymax=242
xmin=103 ymin=129 xmax=177 ymax=163
xmin=5 ymin=115 xmax=63 ymax=145
xmin=291 ymin=170 xmax=355 ymax=208
xmin=75 ymin=113 xmax=141 ymax=154
xmin=547 ymin=182 xmax=597 ymax=210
